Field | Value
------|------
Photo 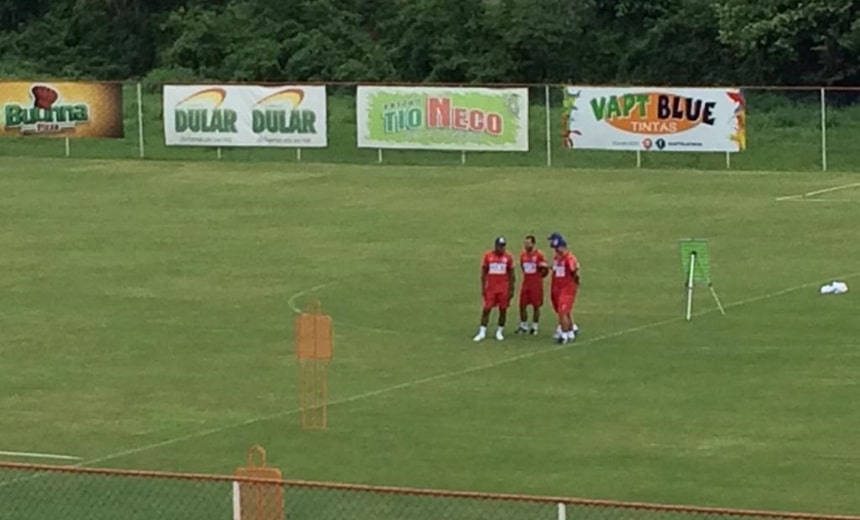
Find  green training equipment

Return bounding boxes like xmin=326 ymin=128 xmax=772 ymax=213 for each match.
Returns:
xmin=679 ymin=239 xmax=725 ymax=321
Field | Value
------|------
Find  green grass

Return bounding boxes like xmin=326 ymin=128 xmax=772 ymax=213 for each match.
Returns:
xmin=1 ymin=158 xmax=860 ymax=518
xmin=1 ymin=87 xmax=860 ymax=171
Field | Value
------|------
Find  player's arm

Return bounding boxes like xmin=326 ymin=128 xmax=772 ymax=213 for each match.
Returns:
xmin=507 ymin=257 xmax=515 ymax=299
xmin=481 ymin=260 xmax=488 ymax=294
xmin=570 ymin=258 xmax=581 ymax=285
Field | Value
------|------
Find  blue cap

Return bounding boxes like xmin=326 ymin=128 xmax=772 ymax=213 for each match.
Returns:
xmin=495 ymin=236 xmax=507 ymax=246
xmin=550 ymin=237 xmax=567 ymax=248
xmin=547 ymin=232 xmax=564 ymax=241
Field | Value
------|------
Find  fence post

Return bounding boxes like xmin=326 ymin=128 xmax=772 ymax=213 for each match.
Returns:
xmin=460 ymin=150 xmax=466 ymax=165
xmin=544 ymin=84 xmax=552 ymax=167
xmin=820 ymin=87 xmax=827 ymax=172
xmin=636 ymin=149 xmax=642 ymax=168
xmin=377 ymin=149 xmax=383 ymax=164
xmin=137 ymin=82 xmax=145 ymax=159
xmin=557 ymin=503 xmax=567 ymax=520
xmin=64 ymin=137 xmax=70 ymax=158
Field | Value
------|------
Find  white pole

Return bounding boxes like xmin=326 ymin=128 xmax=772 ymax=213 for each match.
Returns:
xmin=64 ymin=137 xmax=70 ymax=158
xmin=820 ymin=87 xmax=827 ymax=172
xmin=636 ymin=149 xmax=642 ymax=168
xmin=136 ymin=82 xmax=145 ymax=159
xmin=217 ymin=147 xmax=222 ymax=160
xmin=377 ymin=149 xmax=383 ymax=164
xmin=461 ymin=150 xmax=466 ymax=165
xmin=557 ymin=503 xmax=567 ymax=520
xmin=297 ymin=148 xmax=302 ymax=161
xmin=725 ymin=151 xmax=730 ymax=169
xmin=545 ymin=84 xmax=552 ymax=167
xmin=232 ymin=481 xmax=241 ymax=520
xmin=685 ymin=252 xmax=696 ymax=321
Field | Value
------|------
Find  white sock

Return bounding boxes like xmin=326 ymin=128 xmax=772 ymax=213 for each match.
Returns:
xmin=573 ymin=323 xmax=579 ymax=332
xmin=531 ymin=323 xmax=539 ymax=331
xmin=478 ymin=326 xmax=487 ymax=334
xmin=519 ymin=321 xmax=528 ymax=329
xmin=565 ymin=330 xmax=575 ymax=340
xmin=497 ymin=326 xmax=504 ymax=334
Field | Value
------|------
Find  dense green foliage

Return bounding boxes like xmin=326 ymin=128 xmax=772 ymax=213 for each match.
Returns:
xmin=1 ymin=0 xmax=859 ymax=84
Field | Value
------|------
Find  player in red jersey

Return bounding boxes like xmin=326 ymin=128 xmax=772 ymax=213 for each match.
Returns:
xmin=516 ymin=235 xmax=548 ymax=335
xmin=549 ymin=234 xmax=580 ymax=344
xmin=473 ymin=236 xmax=515 ymax=342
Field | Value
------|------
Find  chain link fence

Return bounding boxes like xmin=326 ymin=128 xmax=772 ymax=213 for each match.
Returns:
xmin=1 ymin=462 xmax=858 ymax=520
xmin=0 ymin=83 xmax=857 ymax=171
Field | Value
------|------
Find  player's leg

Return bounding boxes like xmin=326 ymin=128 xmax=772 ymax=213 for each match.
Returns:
xmin=551 ymin=291 xmax=562 ymax=339
xmin=558 ymin=295 xmax=575 ymax=344
xmin=530 ymin=286 xmax=543 ymax=335
xmin=496 ymin=292 xmax=508 ymax=341
xmin=473 ymin=295 xmax=494 ymax=342
xmin=516 ymin=287 xmax=530 ymax=334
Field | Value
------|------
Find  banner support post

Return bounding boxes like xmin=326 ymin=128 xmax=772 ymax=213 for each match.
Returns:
xmin=725 ymin=151 xmax=730 ymax=169
xmin=217 ymin=147 xmax=222 ymax=160
xmin=297 ymin=148 xmax=302 ymax=162
xmin=636 ymin=150 xmax=642 ymax=168
xmin=377 ymin=149 xmax=383 ymax=164
xmin=64 ymin=137 xmax=70 ymax=158
xmin=545 ymin=84 xmax=552 ymax=167
xmin=137 ymin=82 xmax=145 ymax=159
xmin=461 ymin=150 xmax=466 ymax=165
xmin=820 ymin=87 xmax=827 ymax=172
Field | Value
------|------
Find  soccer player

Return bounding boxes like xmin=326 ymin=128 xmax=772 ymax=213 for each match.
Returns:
xmin=473 ymin=236 xmax=515 ymax=342
xmin=549 ymin=235 xmax=580 ymax=344
xmin=516 ymin=235 xmax=548 ymax=335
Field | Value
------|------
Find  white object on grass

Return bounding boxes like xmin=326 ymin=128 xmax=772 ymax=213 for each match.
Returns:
xmin=820 ymin=281 xmax=848 ymax=295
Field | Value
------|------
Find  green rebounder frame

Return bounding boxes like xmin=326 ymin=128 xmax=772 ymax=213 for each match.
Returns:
xmin=679 ymin=239 xmax=725 ymax=321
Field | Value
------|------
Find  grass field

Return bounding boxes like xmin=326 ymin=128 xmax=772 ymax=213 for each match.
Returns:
xmin=1 ymin=158 xmax=860 ymax=516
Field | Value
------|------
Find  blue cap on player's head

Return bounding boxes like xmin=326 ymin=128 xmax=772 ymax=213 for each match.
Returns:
xmin=547 ymin=231 xmax=564 ymax=241
xmin=550 ymin=237 xmax=567 ymax=249
xmin=495 ymin=236 xmax=507 ymax=247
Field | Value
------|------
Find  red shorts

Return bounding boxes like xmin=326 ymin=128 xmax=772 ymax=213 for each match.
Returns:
xmin=551 ymin=287 xmax=578 ymax=315
xmin=519 ymin=284 xmax=544 ymax=308
xmin=483 ymin=290 xmax=510 ymax=311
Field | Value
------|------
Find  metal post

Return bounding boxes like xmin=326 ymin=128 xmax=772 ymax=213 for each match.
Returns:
xmin=820 ymin=87 xmax=828 ymax=172
xmin=544 ymin=84 xmax=552 ymax=167
xmin=137 ymin=82 xmax=145 ymax=159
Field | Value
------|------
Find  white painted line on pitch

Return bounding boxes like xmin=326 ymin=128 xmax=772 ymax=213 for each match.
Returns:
xmin=287 ymin=282 xmax=336 ymax=314
xmin=0 ymin=450 xmax=81 ymax=461
xmin=776 ymin=182 xmax=860 ymax=201
xmin=66 ymin=271 xmax=860 ymax=469
xmin=776 ymin=198 xmax=856 ymax=204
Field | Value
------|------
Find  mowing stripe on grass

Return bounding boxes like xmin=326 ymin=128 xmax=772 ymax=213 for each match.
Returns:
xmin=71 ymin=271 xmax=860 ymax=469
xmin=0 ymin=272 xmax=854 ymax=490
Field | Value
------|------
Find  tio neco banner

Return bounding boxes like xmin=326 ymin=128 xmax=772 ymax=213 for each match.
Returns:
xmin=0 ymin=82 xmax=123 ymax=138
xmin=562 ymin=86 xmax=746 ymax=152
xmin=356 ymin=86 xmax=529 ymax=151
xmin=163 ymin=85 xmax=327 ymax=147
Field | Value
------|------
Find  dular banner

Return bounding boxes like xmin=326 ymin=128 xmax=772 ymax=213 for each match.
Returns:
xmin=0 ymin=82 xmax=124 ymax=138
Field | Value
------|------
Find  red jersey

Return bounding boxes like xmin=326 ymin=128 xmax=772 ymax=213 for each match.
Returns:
xmin=482 ymin=250 xmax=514 ymax=292
xmin=520 ymin=249 xmax=546 ymax=286
xmin=551 ymin=250 xmax=579 ymax=292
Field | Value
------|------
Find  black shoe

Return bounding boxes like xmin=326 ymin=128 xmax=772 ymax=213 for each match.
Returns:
xmin=530 ymin=328 xmax=538 ymax=335
xmin=515 ymin=327 xmax=528 ymax=334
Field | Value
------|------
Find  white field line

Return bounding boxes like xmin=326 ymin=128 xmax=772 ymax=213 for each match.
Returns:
xmin=1 ymin=272 xmax=857 ymax=491
xmin=287 ymin=282 xmax=399 ymax=336
xmin=0 ymin=450 xmax=81 ymax=461
xmin=776 ymin=182 xmax=860 ymax=201
xmin=776 ymin=198 xmax=856 ymax=204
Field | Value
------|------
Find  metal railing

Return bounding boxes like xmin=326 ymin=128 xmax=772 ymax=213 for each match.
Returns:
xmin=1 ymin=461 xmax=859 ymax=520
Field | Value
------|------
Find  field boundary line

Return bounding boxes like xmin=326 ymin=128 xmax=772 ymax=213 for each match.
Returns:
xmin=67 ymin=271 xmax=860 ymax=468
xmin=0 ymin=450 xmax=81 ymax=461
xmin=776 ymin=182 xmax=860 ymax=201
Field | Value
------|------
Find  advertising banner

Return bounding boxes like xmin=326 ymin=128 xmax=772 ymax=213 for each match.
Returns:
xmin=0 ymin=82 xmax=123 ymax=138
xmin=562 ymin=87 xmax=746 ymax=152
xmin=163 ymin=85 xmax=327 ymax=147
xmin=356 ymin=86 xmax=528 ymax=151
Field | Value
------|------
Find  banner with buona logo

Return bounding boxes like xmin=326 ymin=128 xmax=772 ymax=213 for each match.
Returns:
xmin=356 ymin=86 xmax=528 ymax=151
xmin=163 ymin=85 xmax=327 ymax=147
xmin=0 ymin=82 xmax=123 ymax=138
xmin=562 ymin=86 xmax=746 ymax=152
